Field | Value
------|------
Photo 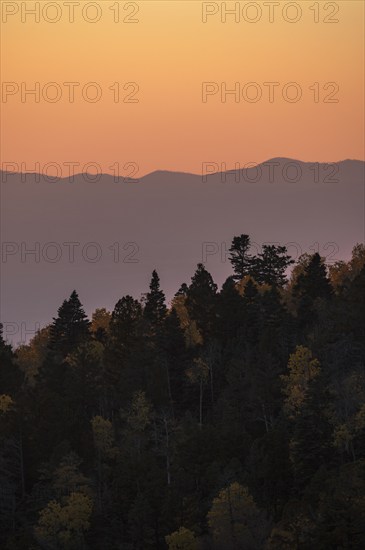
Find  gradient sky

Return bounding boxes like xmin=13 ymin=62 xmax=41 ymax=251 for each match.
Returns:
xmin=1 ymin=0 xmax=364 ymax=176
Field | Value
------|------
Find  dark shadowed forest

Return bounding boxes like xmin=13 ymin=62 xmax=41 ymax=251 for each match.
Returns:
xmin=1 ymin=235 xmax=365 ymax=549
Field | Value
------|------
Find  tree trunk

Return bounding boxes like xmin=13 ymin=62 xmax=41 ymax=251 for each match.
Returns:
xmin=262 ymin=403 xmax=269 ymax=433
xmin=199 ymin=379 xmax=203 ymax=429
xmin=165 ymin=360 xmax=175 ymax=419
xmin=19 ymin=430 xmax=25 ymax=499
xmin=210 ymin=362 xmax=214 ymax=404
xmin=164 ymin=415 xmax=171 ymax=486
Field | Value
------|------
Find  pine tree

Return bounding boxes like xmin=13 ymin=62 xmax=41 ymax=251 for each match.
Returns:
xmin=260 ymin=286 xmax=293 ymax=360
xmin=229 ymin=234 xmax=253 ymax=281
xmin=251 ymin=245 xmax=293 ymax=287
xmin=293 ymin=253 xmax=333 ymax=300
xmin=186 ymin=264 xmax=218 ymax=340
xmin=105 ymin=295 xmax=144 ymax=401
xmin=175 ymin=283 xmax=189 ymax=297
xmin=243 ymin=277 xmax=259 ymax=300
xmin=345 ymin=264 xmax=365 ymax=340
xmin=216 ymin=277 xmax=244 ymax=346
xmin=49 ymin=291 xmax=91 ymax=357
xmin=0 ymin=323 xmax=12 ymax=357
xmin=109 ymin=295 xmax=143 ymax=347
xmin=144 ymin=270 xmax=167 ymax=328
xmin=240 ymin=279 xmax=261 ymax=349
xmin=0 ymin=324 xmax=23 ymax=395
xmin=33 ymin=291 xmax=92 ymax=461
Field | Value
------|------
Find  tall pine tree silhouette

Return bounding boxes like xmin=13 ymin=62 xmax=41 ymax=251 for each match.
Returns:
xmin=294 ymin=253 xmax=333 ymax=300
xmin=186 ymin=263 xmax=218 ymax=340
xmin=0 ymin=323 xmax=23 ymax=395
xmin=229 ymin=234 xmax=253 ymax=280
xmin=216 ymin=277 xmax=244 ymax=345
xmin=251 ymin=245 xmax=293 ymax=286
xmin=108 ymin=296 xmax=142 ymax=355
xmin=49 ymin=290 xmax=91 ymax=357
xmin=293 ymin=253 xmax=333 ymax=332
xmin=144 ymin=270 xmax=167 ymax=328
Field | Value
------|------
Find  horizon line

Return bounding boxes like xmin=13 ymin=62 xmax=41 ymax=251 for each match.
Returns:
xmin=1 ymin=157 xmax=364 ymax=181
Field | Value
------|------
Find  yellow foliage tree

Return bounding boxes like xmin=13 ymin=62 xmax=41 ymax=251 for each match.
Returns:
xmin=91 ymin=416 xmax=115 ymax=455
xmin=207 ymin=482 xmax=269 ymax=549
xmin=171 ymin=296 xmax=203 ymax=347
xmin=328 ymin=261 xmax=351 ymax=292
xmin=266 ymin=510 xmax=314 ymax=549
xmin=350 ymin=243 xmax=365 ymax=275
xmin=91 ymin=307 xmax=111 ymax=334
xmin=236 ymin=275 xmax=270 ymax=296
xmin=281 ymin=346 xmax=320 ymax=417
xmin=35 ymin=492 xmax=93 ymax=549
xmin=328 ymin=244 xmax=365 ymax=291
xmin=165 ymin=526 xmax=198 ymax=550
xmin=15 ymin=326 xmax=50 ymax=384
xmin=52 ymin=452 xmax=92 ymax=498
xmin=331 ymin=373 xmax=365 ymax=460
xmin=0 ymin=394 xmax=14 ymax=414
xmin=120 ymin=391 xmax=153 ymax=458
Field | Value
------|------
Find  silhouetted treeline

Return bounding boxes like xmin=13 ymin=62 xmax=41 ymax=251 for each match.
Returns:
xmin=1 ymin=235 xmax=365 ymax=549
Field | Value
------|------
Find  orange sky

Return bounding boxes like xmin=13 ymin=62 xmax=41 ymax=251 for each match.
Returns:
xmin=1 ymin=0 xmax=364 ymax=176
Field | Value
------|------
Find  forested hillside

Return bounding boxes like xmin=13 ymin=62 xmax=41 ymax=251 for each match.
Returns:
xmin=1 ymin=235 xmax=365 ymax=549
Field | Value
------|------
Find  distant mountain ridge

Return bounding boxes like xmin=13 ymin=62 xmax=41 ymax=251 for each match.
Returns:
xmin=1 ymin=158 xmax=364 ymax=184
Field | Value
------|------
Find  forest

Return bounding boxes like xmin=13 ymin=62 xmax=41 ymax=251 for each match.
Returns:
xmin=1 ymin=235 xmax=364 ymax=549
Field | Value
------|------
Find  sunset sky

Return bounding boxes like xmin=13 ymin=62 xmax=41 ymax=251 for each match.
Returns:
xmin=1 ymin=0 xmax=364 ymax=176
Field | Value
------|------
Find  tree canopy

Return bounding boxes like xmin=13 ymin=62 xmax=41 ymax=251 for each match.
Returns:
xmin=1 ymin=238 xmax=364 ymax=549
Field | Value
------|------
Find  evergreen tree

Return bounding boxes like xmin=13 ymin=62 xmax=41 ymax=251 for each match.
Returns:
xmin=251 ymin=245 xmax=293 ymax=287
xmin=175 ymin=283 xmax=189 ymax=297
xmin=186 ymin=264 xmax=218 ymax=339
xmin=2 ymin=236 xmax=365 ymax=550
xmin=216 ymin=277 xmax=244 ymax=346
xmin=260 ymin=286 xmax=293 ymax=361
xmin=0 ymin=323 xmax=12 ymax=357
xmin=293 ymin=253 xmax=333 ymax=300
xmin=49 ymin=291 xmax=91 ymax=357
xmin=105 ymin=296 xmax=143 ymax=393
xmin=109 ymin=295 xmax=143 ymax=347
xmin=344 ymin=264 xmax=365 ymax=340
xmin=243 ymin=277 xmax=259 ymax=300
xmin=0 ymin=324 xmax=23 ymax=395
xmin=241 ymin=279 xmax=261 ymax=349
xmin=144 ymin=270 xmax=167 ymax=328
xmin=229 ymin=234 xmax=253 ymax=281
